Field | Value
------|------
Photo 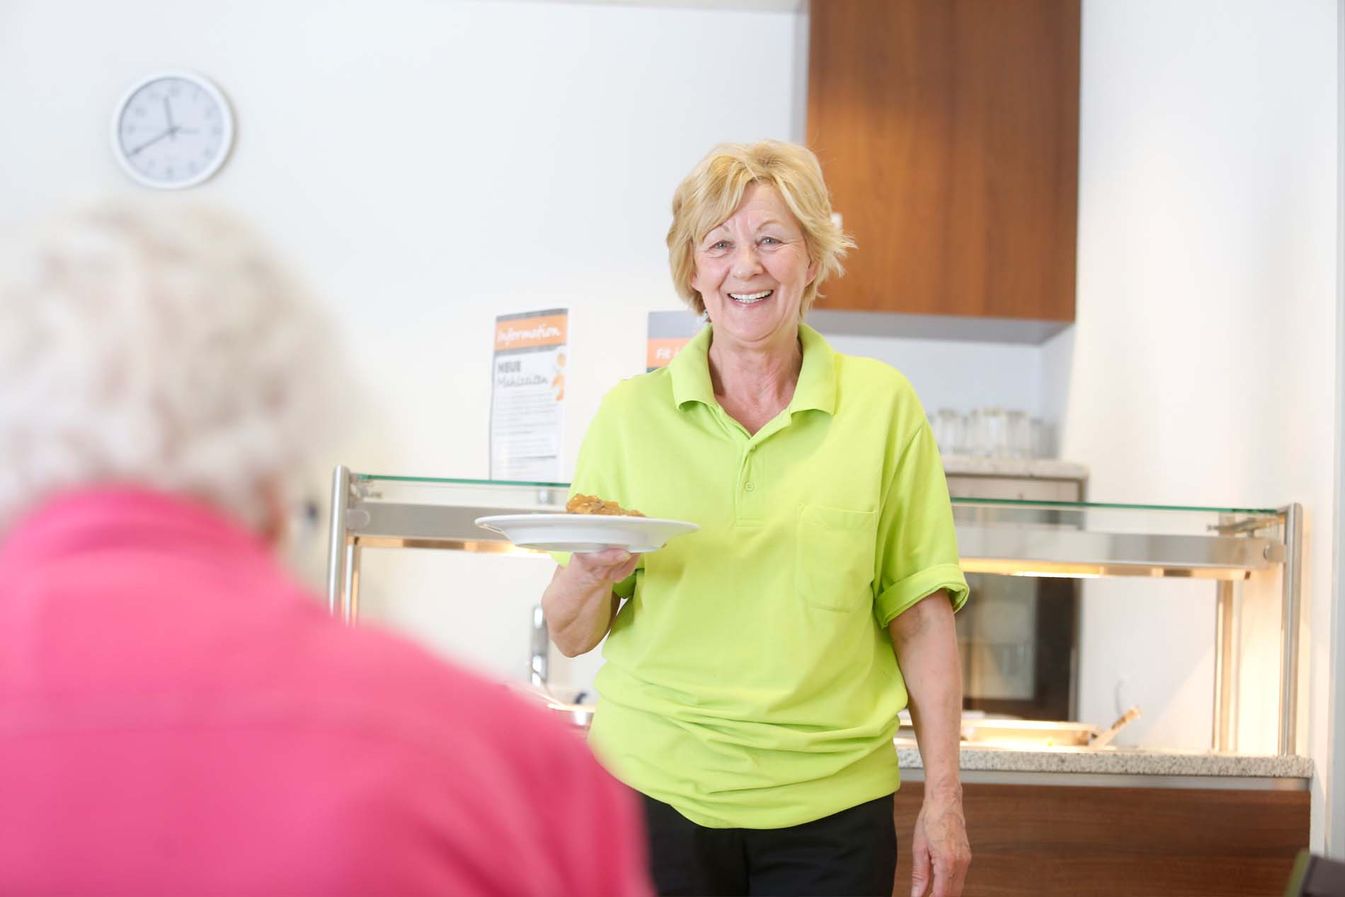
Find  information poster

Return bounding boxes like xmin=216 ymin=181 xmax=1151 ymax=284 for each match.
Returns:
xmin=646 ymin=309 xmax=703 ymax=372
xmin=490 ymin=309 xmax=568 ymax=481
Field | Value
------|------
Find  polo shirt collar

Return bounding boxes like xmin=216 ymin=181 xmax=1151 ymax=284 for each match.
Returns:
xmin=791 ymin=324 xmax=837 ymax=416
xmin=669 ymin=322 xmax=837 ymax=417
xmin=669 ymin=323 xmax=716 ymax=408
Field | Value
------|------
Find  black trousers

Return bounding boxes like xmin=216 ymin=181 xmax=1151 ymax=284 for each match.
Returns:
xmin=641 ymin=793 xmax=897 ymax=897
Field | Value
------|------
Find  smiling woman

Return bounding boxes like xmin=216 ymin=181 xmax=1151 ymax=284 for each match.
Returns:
xmin=541 ymin=140 xmax=973 ymax=897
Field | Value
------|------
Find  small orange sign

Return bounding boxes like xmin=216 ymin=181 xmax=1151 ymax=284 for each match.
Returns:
xmin=646 ymin=337 xmax=690 ymax=371
xmin=494 ymin=313 xmax=568 ymax=352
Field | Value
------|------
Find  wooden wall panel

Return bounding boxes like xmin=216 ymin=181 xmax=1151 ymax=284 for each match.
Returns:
xmin=808 ymin=0 xmax=1080 ymax=321
xmin=894 ymin=781 xmax=1310 ymax=896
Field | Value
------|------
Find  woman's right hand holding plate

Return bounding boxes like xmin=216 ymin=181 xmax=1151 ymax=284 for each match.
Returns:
xmin=568 ymin=547 xmax=640 ymax=587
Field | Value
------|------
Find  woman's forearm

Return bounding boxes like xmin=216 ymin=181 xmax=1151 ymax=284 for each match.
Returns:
xmin=890 ymin=590 xmax=973 ymax=896
xmin=541 ymin=549 xmax=637 ymax=656
xmin=888 ymin=590 xmax=963 ymax=794
xmin=542 ymin=569 xmax=616 ymax=657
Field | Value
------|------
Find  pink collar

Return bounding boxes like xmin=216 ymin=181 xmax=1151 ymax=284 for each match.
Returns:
xmin=0 ymin=487 xmax=272 ymax=568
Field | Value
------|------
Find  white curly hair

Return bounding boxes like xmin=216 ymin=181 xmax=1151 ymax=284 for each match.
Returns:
xmin=0 ymin=198 xmax=343 ymax=533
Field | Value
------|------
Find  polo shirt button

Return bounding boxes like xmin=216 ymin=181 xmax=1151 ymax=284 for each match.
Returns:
xmin=744 ymin=482 xmax=755 ymax=492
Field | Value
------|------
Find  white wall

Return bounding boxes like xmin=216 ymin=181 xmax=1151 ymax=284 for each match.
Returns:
xmin=0 ymin=0 xmax=804 ymax=685
xmin=1333 ymin=0 xmax=1345 ymax=859
xmin=1068 ymin=0 xmax=1338 ymax=849
xmin=0 ymin=0 xmax=798 ymax=475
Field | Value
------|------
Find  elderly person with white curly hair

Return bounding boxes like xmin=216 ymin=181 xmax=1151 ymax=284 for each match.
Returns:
xmin=0 ymin=200 xmax=651 ymax=897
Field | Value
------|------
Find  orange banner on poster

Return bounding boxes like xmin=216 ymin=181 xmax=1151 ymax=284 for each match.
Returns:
xmin=646 ymin=337 xmax=690 ymax=371
xmin=495 ymin=313 xmax=568 ymax=352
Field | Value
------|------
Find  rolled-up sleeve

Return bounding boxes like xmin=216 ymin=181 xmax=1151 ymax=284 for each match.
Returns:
xmin=873 ymin=422 xmax=969 ymax=627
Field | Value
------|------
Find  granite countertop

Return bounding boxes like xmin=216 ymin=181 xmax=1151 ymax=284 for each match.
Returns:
xmin=894 ymin=737 xmax=1313 ymax=781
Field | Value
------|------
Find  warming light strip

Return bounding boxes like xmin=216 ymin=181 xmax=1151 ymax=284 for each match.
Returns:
xmin=959 ymin=558 xmax=1251 ymax=581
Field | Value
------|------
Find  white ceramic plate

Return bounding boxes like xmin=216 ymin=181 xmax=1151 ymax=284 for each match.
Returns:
xmin=474 ymin=513 xmax=698 ymax=553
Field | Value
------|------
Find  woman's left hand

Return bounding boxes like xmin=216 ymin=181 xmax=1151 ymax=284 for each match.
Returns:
xmin=908 ymin=790 xmax=970 ymax=897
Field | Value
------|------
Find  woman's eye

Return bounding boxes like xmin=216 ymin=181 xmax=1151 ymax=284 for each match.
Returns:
xmin=759 ymin=236 xmax=781 ymax=246
xmin=709 ymin=240 xmax=730 ymax=251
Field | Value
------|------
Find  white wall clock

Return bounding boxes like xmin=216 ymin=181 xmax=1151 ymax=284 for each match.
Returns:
xmin=111 ymin=71 xmax=234 ymax=189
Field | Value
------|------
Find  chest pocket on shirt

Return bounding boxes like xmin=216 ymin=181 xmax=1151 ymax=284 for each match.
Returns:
xmin=796 ymin=504 xmax=878 ymax=611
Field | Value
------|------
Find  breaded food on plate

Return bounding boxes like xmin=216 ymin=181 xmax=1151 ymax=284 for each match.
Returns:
xmin=565 ymin=494 xmax=645 ymax=517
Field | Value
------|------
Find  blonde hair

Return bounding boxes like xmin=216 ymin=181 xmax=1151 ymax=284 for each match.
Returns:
xmin=667 ymin=140 xmax=855 ymax=315
xmin=0 ymin=199 xmax=345 ymax=532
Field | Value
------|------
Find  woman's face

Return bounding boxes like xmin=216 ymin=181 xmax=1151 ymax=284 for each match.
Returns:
xmin=691 ymin=182 xmax=817 ymax=354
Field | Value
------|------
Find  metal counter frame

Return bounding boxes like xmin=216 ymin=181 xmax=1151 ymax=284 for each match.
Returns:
xmin=324 ymin=466 xmax=1303 ymax=756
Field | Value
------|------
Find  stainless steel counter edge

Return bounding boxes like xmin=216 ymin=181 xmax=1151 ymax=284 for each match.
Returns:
xmin=894 ymin=741 xmax=1313 ymax=790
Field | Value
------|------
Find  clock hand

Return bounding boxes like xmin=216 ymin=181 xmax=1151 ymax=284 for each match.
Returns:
xmin=127 ymin=127 xmax=176 ymax=157
xmin=163 ymin=96 xmax=175 ymax=133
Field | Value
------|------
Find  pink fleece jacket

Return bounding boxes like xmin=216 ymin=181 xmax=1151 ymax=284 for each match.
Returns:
xmin=0 ymin=488 xmax=650 ymax=897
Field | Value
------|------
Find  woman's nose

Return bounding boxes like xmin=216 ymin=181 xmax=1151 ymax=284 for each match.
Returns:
xmin=731 ymin=243 xmax=763 ymax=279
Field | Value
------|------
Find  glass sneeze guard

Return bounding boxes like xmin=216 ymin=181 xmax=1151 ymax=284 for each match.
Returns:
xmin=325 ymin=467 xmax=1303 ymax=756
xmin=951 ymin=497 xmax=1285 ymax=580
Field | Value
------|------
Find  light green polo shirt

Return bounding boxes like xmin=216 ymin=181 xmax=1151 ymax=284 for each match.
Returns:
xmin=568 ymin=323 xmax=967 ymax=829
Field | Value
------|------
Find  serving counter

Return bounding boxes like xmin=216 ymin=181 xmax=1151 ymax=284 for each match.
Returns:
xmin=893 ymin=739 xmax=1310 ymax=897
xmin=327 ymin=468 xmax=1311 ymax=896
xmin=896 ymin=738 xmax=1311 ymax=786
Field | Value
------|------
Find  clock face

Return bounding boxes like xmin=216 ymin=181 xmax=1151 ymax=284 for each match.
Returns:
xmin=112 ymin=72 xmax=234 ymax=189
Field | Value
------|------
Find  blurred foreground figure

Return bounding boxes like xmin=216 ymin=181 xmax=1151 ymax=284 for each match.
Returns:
xmin=0 ymin=201 xmax=650 ymax=897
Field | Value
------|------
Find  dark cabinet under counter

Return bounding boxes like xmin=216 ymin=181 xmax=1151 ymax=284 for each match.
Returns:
xmin=895 ymin=775 xmax=1308 ymax=897
xmin=894 ymin=739 xmax=1312 ymax=895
